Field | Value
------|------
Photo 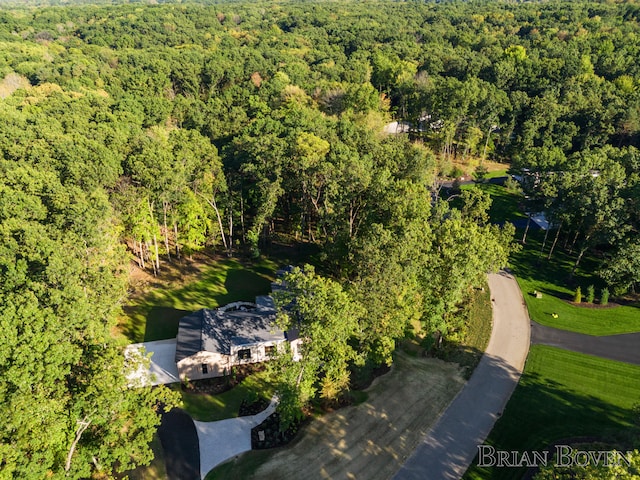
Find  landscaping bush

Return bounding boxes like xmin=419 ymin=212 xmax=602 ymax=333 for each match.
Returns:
xmin=450 ymin=166 xmax=464 ymax=179
xmin=504 ymin=176 xmax=522 ymax=193
xmin=586 ymin=284 xmax=595 ymax=303
xmin=601 ymin=287 xmax=610 ymax=306
xmin=473 ymin=164 xmax=488 ymax=182
xmin=251 ymin=412 xmax=301 ymax=449
xmin=239 ymin=397 xmax=269 ymax=417
xmin=574 ymin=286 xmax=582 ymax=303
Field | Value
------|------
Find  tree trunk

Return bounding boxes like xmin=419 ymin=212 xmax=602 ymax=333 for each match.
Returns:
xmin=134 ymin=240 xmax=143 ymax=268
xmin=147 ymin=240 xmax=157 ymax=276
xmin=240 ymin=191 xmax=246 ymax=243
xmin=522 ymin=213 xmax=531 ymax=244
xmin=572 ymin=246 xmax=588 ymax=274
xmin=569 ymin=230 xmax=580 ymax=254
xmin=173 ymin=221 xmax=180 ymax=260
xmin=482 ymin=125 xmax=492 ymax=163
xmin=228 ymin=199 xmax=233 ymax=256
xmin=539 ymin=225 xmax=550 ymax=258
xmin=163 ymin=201 xmax=171 ymax=261
xmin=138 ymin=239 xmax=146 ymax=270
xmin=147 ymin=199 xmax=160 ymax=274
xmin=547 ymin=222 xmax=562 ymax=260
xmin=65 ymin=417 xmax=91 ymax=472
xmin=349 ymin=206 xmax=355 ymax=238
xmin=195 ymin=190 xmax=228 ymax=251
xmin=310 ymin=191 xmax=328 ymax=238
xmin=296 ymin=364 xmax=305 ymax=388
xmin=210 ymin=194 xmax=228 ymax=252
xmin=153 ymin=234 xmax=160 ymax=274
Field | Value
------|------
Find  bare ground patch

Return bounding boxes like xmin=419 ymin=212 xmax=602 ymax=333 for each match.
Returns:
xmin=248 ymin=352 xmax=465 ymax=480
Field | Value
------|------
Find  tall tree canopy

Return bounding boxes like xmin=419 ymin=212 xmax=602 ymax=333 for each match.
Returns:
xmin=1 ymin=0 xmax=639 ymax=471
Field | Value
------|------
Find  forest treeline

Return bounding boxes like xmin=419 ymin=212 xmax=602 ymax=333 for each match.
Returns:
xmin=0 ymin=0 xmax=639 ymax=476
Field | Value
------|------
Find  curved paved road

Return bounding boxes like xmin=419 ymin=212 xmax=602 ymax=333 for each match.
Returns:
xmin=393 ymin=271 xmax=531 ymax=480
xmin=531 ymin=322 xmax=640 ymax=365
xmin=158 ymin=409 xmax=200 ymax=480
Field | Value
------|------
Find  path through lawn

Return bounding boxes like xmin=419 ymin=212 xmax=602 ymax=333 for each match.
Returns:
xmin=236 ymin=352 xmax=465 ymax=480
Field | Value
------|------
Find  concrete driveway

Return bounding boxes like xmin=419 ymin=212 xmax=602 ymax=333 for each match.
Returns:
xmin=393 ymin=271 xmax=531 ymax=480
xmin=194 ymin=397 xmax=278 ymax=479
xmin=125 ymin=339 xmax=180 ymax=386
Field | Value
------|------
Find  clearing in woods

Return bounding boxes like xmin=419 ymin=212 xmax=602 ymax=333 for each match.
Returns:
xmin=215 ymin=351 xmax=465 ymax=480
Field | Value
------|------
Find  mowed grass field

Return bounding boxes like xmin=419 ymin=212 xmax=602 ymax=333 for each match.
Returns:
xmin=176 ymin=370 xmax=274 ymax=422
xmin=207 ymin=352 xmax=466 ymax=480
xmin=511 ymin=227 xmax=640 ymax=335
xmin=461 ymin=180 xmax=640 ymax=480
xmin=464 ymin=345 xmax=640 ymax=480
xmin=118 ymin=257 xmax=276 ymax=343
xmin=517 ymin=276 xmax=640 ymax=335
xmin=466 ymin=181 xmax=640 ymax=336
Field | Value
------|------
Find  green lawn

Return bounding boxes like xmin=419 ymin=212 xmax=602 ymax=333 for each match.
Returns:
xmin=204 ymin=450 xmax=274 ymax=480
xmin=472 ymin=182 xmax=640 ymax=336
xmin=124 ymin=433 xmax=167 ymax=480
xmin=119 ymin=257 xmax=276 ymax=343
xmin=460 ymin=183 xmax=526 ymax=226
xmin=517 ymin=275 xmax=640 ymax=335
xmin=177 ymin=370 xmax=274 ymax=422
xmin=464 ymin=345 xmax=640 ymax=480
xmin=511 ymin=229 xmax=640 ymax=335
xmin=483 ymin=169 xmax=509 ymax=180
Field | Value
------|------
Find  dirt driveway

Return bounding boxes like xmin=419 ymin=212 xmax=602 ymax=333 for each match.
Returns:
xmin=250 ymin=352 xmax=465 ymax=480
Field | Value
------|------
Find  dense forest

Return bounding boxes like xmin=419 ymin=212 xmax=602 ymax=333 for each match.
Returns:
xmin=1 ymin=0 xmax=639 ymax=477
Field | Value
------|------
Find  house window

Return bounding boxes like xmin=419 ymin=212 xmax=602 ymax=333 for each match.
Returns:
xmin=237 ymin=348 xmax=251 ymax=361
xmin=264 ymin=345 xmax=275 ymax=357
xmin=202 ymin=364 xmax=208 ymax=374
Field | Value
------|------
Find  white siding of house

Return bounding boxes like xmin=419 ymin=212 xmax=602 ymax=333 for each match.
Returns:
xmin=178 ymin=341 xmax=288 ymax=380
xmin=177 ymin=351 xmax=230 ymax=381
xmin=230 ymin=341 xmax=283 ymax=366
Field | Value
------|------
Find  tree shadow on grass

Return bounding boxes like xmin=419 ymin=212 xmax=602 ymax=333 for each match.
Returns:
xmin=214 ymin=269 xmax=273 ymax=306
xmin=534 ymin=285 xmax=573 ymax=302
xmin=144 ymin=307 xmax=191 ymax=342
xmin=157 ymin=262 xmax=273 ymax=309
xmin=464 ymin=370 xmax=635 ymax=480
xmin=120 ymin=305 xmax=148 ymax=343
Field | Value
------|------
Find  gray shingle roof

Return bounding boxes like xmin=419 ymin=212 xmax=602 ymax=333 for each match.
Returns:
xmin=175 ymin=302 xmax=285 ymax=363
xmin=174 ymin=309 xmax=206 ymax=363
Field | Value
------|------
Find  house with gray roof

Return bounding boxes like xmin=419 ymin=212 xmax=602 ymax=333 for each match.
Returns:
xmin=174 ymin=295 xmax=301 ymax=381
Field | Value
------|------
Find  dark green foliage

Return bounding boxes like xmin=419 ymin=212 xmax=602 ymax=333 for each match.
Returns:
xmin=0 ymin=133 xmax=180 ymax=477
xmin=586 ymin=284 xmax=595 ymax=303
xmin=1 ymin=0 xmax=639 ymax=473
xmin=473 ymin=165 xmax=488 ymax=182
